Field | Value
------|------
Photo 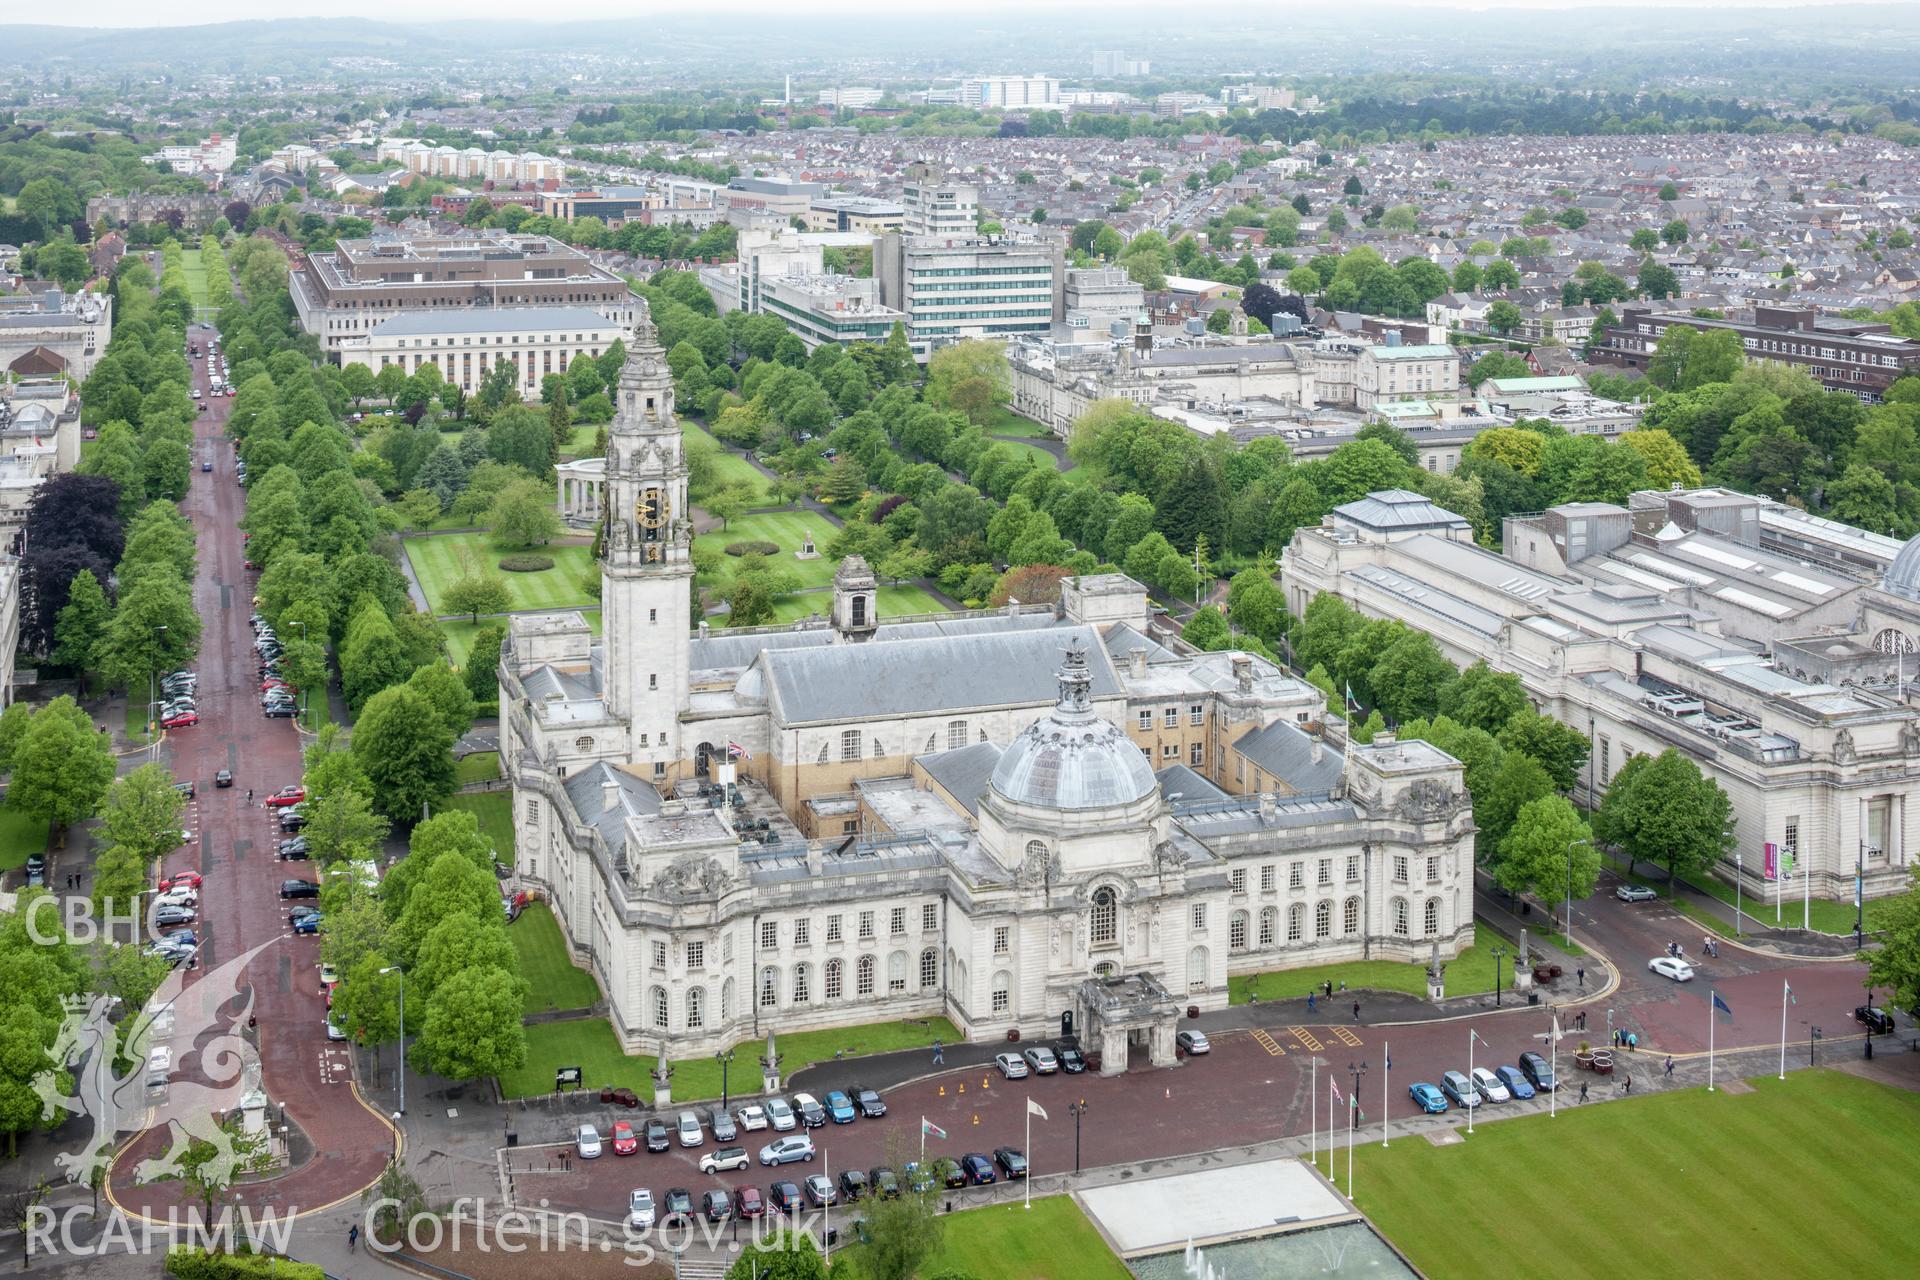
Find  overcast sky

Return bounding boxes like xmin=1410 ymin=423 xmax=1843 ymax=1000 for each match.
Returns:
xmin=0 ymin=0 xmax=1890 ymax=29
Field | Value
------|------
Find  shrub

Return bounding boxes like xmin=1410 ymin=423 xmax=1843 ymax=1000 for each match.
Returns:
xmin=166 ymin=1250 xmax=325 ymax=1279
xmin=725 ymin=540 xmax=780 ymax=557
xmin=497 ymin=554 xmax=554 ymax=573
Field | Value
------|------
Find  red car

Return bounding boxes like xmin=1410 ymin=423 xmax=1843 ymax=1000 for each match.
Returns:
xmin=162 ymin=711 xmax=199 ymax=729
xmin=261 ymin=679 xmax=292 ymax=693
xmin=266 ymin=787 xmax=306 ymax=807
xmin=159 ymin=871 xmax=202 ymax=892
xmin=734 ymin=1186 xmax=765 ymax=1218
xmin=244 ymin=560 xmax=260 ymax=571
xmin=610 ymin=1121 xmax=638 ymax=1156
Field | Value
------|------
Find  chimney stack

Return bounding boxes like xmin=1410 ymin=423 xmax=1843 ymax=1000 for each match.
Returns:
xmin=602 ymin=773 xmax=622 ymax=816
xmin=1130 ymin=647 xmax=1148 ymax=678
xmin=1232 ymin=654 xmax=1253 ymax=693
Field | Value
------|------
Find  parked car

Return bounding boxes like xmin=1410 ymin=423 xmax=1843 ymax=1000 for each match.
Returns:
xmin=155 ymin=886 xmax=198 ymax=909
xmin=759 ymin=1135 xmax=815 ymax=1167
xmin=277 ymin=838 xmax=310 ymax=860
xmin=610 ymin=1121 xmax=638 ymax=1156
xmin=214 ymin=769 xmax=233 ymax=788
xmin=289 ymin=911 xmax=322 ymax=935
xmin=837 ymin=1169 xmax=869 ymax=1201
xmin=1440 ymin=1071 xmax=1480 ymax=1109
xmin=768 ymin=1181 xmax=803 ymax=1215
xmin=152 ymin=903 xmax=195 ymax=928
xmin=736 ymin=1104 xmax=768 ymax=1132
xmin=159 ymin=871 xmax=201 ymax=892
xmin=1176 ymin=1030 xmax=1211 ymax=1055
xmin=853 ymin=1087 xmax=886 ymax=1118
xmin=626 ymin=1189 xmax=655 ymax=1231
xmin=1495 ymin=1065 xmax=1536 ymax=1100
xmin=1408 ymin=1082 xmax=1449 ymax=1114
xmin=824 ymin=1090 xmax=856 ymax=1124
xmin=263 ymin=704 xmax=298 ymax=719
xmin=802 ymin=1174 xmax=836 ymax=1207
xmin=25 ymin=854 xmax=46 ymax=887
xmin=702 ymin=1190 xmax=731 ymax=1222
xmin=644 ymin=1119 xmax=670 ymax=1153
xmin=161 ymin=711 xmax=199 ymax=729
xmin=790 ymin=1092 xmax=826 ymax=1128
xmin=278 ymin=879 xmax=318 ymax=899
xmin=278 ymin=810 xmax=309 ymax=831
xmin=734 ymin=1185 xmax=765 ymax=1218
xmin=933 ymin=1157 xmax=966 ymax=1189
xmin=676 ymin=1110 xmax=704 ymax=1148
xmin=993 ymin=1052 xmax=1029 ymax=1079
xmin=265 ymin=786 xmax=305 ymax=807
xmin=1022 ymin=1046 xmax=1059 ymax=1075
xmin=662 ymin=1189 xmax=693 ymax=1222
xmin=1648 ymin=956 xmax=1695 ymax=982
xmin=1469 ymin=1067 xmax=1511 ymax=1103
xmin=1519 ymin=1051 xmax=1557 ymax=1093
xmin=1856 ymin=1005 xmax=1896 ymax=1035
xmin=709 ymin=1109 xmax=738 ymax=1142
xmin=959 ymin=1153 xmax=997 ymax=1186
xmin=993 ymin=1147 xmax=1028 ymax=1179
xmin=325 ymin=1018 xmax=346 ymax=1042
xmin=699 ymin=1146 xmax=749 ymax=1174
xmin=1056 ymin=1040 xmax=1087 ymax=1073
xmin=172 ymin=780 xmax=197 ymax=800
xmin=765 ymin=1097 xmax=797 ymax=1131
xmin=1616 ymin=884 xmax=1659 ymax=903
xmin=575 ymin=1125 xmax=602 ymax=1159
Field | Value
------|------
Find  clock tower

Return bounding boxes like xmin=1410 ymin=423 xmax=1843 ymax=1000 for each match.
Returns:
xmin=600 ymin=308 xmax=694 ymax=776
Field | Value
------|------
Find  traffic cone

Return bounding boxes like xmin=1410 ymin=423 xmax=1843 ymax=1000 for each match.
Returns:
xmin=972 ymin=1113 xmax=979 ymax=1126
xmin=938 ymin=1085 xmax=946 ymax=1097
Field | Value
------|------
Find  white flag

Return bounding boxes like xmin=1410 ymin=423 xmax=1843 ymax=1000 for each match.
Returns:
xmin=1026 ymin=1097 xmax=1049 ymax=1121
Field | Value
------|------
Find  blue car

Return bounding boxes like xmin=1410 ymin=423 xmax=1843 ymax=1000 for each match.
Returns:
xmin=824 ymin=1090 xmax=857 ymax=1124
xmin=289 ymin=908 xmax=322 ymax=934
xmin=1495 ymin=1065 xmax=1536 ymax=1100
xmin=1408 ymin=1082 xmax=1449 ymax=1114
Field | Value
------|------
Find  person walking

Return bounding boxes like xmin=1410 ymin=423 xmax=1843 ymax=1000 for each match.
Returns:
xmin=1627 ymin=1031 xmax=1638 ymax=1053
xmin=1324 ymin=980 xmax=1333 ymax=1000
xmin=1664 ymin=1055 xmax=1674 ymax=1078
xmin=1307 ymin=991 xmax=1317 ymax=1013
xmin=1622 ymin=1073 xmax=1633 ymax=1094
xmin=348 ymin=1225 xmax=359 ymax=1252
xmin=1352 ymin=1000 xmax=1361 ymax=1023
xmin=1579 ymin=1082 xmax=1588 ymax=1104
xmin=247 ymin=788 xmax=253 ymax=802
xmin=932 ymin=1039 xmax=944 ymax=1066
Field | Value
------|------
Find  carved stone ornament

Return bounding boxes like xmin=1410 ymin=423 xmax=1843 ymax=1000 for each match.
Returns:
xmin=1152 ymin=840 xmax=1186 ymax=872
xmin=1393 ymin=777 xmax=1465 ymax=822
xmin=1018 ymin=843 xmax=1063 ymax=887
xmin=1902 ymin=721 xmax=1920 ymax=757
xmin=1833 ymin=728 xmax=1856 ymax=765
xmin=654 ymin=853 xmax=731 ymax=897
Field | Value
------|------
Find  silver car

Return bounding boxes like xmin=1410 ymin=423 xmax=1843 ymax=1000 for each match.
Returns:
xmin=765 ymin=1097 xmax=797 ymax=1131
xmin=758 ymin=1134 xmax=815 ymax=1167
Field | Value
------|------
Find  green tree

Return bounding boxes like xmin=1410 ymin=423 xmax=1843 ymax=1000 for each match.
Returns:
xmin=1475 ymin=752 xmax=1555 ymax=861
xmin=1637 ymin=260 xmax=1680 ymax=301
xmin=488 ymin=478 xmax=564 ymax=547
xmin=1497 ymin=708 xmax=1591 ymax=792
xmin=1182 ymin=606 xmax=1231 ymax=650
xmin=1226 ymin=569 xmax=1285 ymax=644
xmin=7 ymin=698 xmax=115 ymax=844
xmin=406 ymin=663 xmax=477 ymax=739
xmin=1485 ymin=300 xmax=1523 ymax=336
xmin=1629 ymin=228 xmax=1660 ymax=253
xmin=1661 ymin=219 xmax=1691 ymax=246
xmin=1592 ymin=748 xmax=1734 ymax=885
xmin=413 ymin=964 xmax=527 ymax=1081
xmin=1480 ymin=259 xmax=1520 ymax=291
xmin=96 ymin=574 xmax=201 ymax=696
xmin=854 ymin=1169 xmax=945 ymax=1280
xmin=1496 ymin=795 xmax=1600 ymax=902
xmin=51 ymin=568 xmax=110 ymax=693
xmin=1865 ymin=864 xmax=1920 ymax=1018
xmin=0 ymin=702 xmax=32 ymax=776
xmin=98 ymin=763 xmax=187 ymax=867
xmin=463 ymin=623 xmax=507 ymax=705
xmin=1367 ymin=631 xmax=1456 ymax=724
xmin=1440 ymin=661 xmax=1528 ymax=733
xmin=442 ymin=571 xmax=510 ymax=624
xmin=351 ymin=686 xmax=457 ymax=823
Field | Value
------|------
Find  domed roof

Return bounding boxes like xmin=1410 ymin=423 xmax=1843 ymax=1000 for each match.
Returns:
xmin=989 ymin=644 xmax=1157 ymax=812
xmin=1885 ymin=534 xmax=1920 ymax=603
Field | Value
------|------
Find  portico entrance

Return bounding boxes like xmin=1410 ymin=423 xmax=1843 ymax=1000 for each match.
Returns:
xmin=1074 ymin=972 xmax=1182 ymax=1076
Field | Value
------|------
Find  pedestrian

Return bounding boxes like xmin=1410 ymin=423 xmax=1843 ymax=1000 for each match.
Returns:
xmin=932 ymin=1039 xmax=944 ymax=1066
xmin=1577 ymin=1011 xmax=1587 ymax=1032
xmin=1664 ymin=1055 xmax=1674 ymax=1077
xmin=1352 ymin=1000 xmax=1360 ymax=1023
xmin=247 ymin=788 xmax=253 ymax=802
xmin=348 ymin=1225 xmax=359 ymax=1252
xmin=1307 ymin=991 xmax=1316 ymax=1013
xmin=1611 ymin=1028 xmax=1619 ymax=1048
xmin=1579 ymin=1082 xmax=1588 ymax=1104
xmin=1623 ymin=1073 xmax=1633 ymax=1094
xmin=1628 ymin=1032 xmax=1638 ymax=1053
xmin=1576 ymin=967 xmax=1585 ymax=989
xmin=1324 ymin=980 xmax=1333 ymax=999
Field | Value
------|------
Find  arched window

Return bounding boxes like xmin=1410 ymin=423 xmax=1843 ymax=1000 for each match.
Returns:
xmin=651 ymin=986 xmax=668 ymax=1028
xmin=954 ymin=959 xmax=969 ymax=998
xmin=759 ymin=965 xmax=779 ymax=1008
xmin=685 ymin=986 xmax=705 ymax=1030
xmin=1344 ymin=896 xmax=1361 ymax=935
xmin=920 ymin=948 xmax=938 ymax=990
xmin=824 ymin=958 xmax=843 ymax=1000
xmin=1424 ymin=898 xmax=1441 ymax=938
xmin=791 ymin=963 xmax=811 ymax=1004
xmin=1259 ymin=906 xmax=1278 ymax=947
xmin=1314 ymin=900 xmax=1333 ymax=940
xmin=1229 ymin=910 xmax=1249 ymax=953
xmin=888 ymin=951 xmax=908 ymax=993
xmin=991 ymin=970 xmax=1011 ymax=1014
xmin=1090 ymin=887 xmax=1118 ymax=947
xmin=856 ymin=954 xmax=876 ymax=996
xmin=1392 ymin=898 xmax=1410 ymax=937
xmin=720 ymin=978 xmax=734 ymax=1021
xmin=1026 ymin=839 xmax=1048 ymax=866
xmin=1187 ymin=946 xmax=1210 ymax=991
xmin=1288 ymin=903 xmax=1305 ymax=942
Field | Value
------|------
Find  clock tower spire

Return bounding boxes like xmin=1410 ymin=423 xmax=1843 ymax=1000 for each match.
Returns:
xmin=601 ymin=305 xmax=693 ymax=777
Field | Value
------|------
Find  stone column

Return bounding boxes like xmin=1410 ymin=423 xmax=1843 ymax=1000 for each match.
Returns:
xmin=1149 ymin=1021 xmax=1178 ymax=1068
xmin=1099 ymin=1026 xmax=1127 ymax=1076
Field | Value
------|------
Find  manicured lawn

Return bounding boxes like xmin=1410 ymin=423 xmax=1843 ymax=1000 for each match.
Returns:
xmin=994 ymin=439 xmax=1067 ymax=473
xmin=455 ymin=751 xmax=501 ymax=785
xmin=511 ymin=902 xmax=602 ymax=1014
xmin=1231 ymin=919 xmax=1523 ymax=1003
xmin=1600 ymin=848 xmax=1893 ymax=936
xmin=695 ymin=510 xmax=842 ymax=591
xmin=443 ymin=609 xmax=599 ymax=670
xmin=0 ymin=808 xmax=49 ymax=870
xmin=443 ymin=792 xmax=513 ymax=865
xmin=1351 ymin=1070 xmax=1920 ymax=1280
xmin=686 ymin=423 xmax=769 ymax=497
xmin=719 ymin=583 xmax=951 ymax=626
xmin=178 ymin=248 xmax=210 ymax=308
xmin=983 ymin=407 xmax=1050 ymax=439
xmin=852 ymin=1196 xmax=1128 ymax=1280
xmin=405 ymin=533 xmax=598 ymax=614
xmin=501 ymin=1015 xmax=961 ymax=1101
xmin=558 ymin=423 xmax=601 ymax=458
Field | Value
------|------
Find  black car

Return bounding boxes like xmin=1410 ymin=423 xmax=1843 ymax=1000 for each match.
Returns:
xmin=214 ymin=769 xmax=233 ymax=788
xmin=959 ymin=1153 xmax=996 ymax=1186
xmin=277 ymin=838 xmax=310 ymax=860
xmin=1518 ymin=1050 xmax=1557 ymax=1092
xmin=1856 ymin=1005 xmax=1896 ymax=1035
xmin=837 ymin=1168 xmax=869 ymax=1201
xmin=794 ymin=1095 xmax=826 ymax=1128
xmin=279 ymin=811 xmax=309 ymax=831
xmin=768 ymin=1180 xmax=803 ymax=1215
xmin=934 ymin=1157 xmax=966 ymax=1189
xmin=644 ymin=1118 xmax=671 ymax=1152
xmin=1056 ymin=1040 xmax=1088 ymax=1073
xmin=702 ymin=1190 xmax=732 ymax=1222
xmin=278 ymin=879 xmax=318 ymax=899
xmin=868 ymin=1166 xmax=900 ymax=1199
xmin=853 ymin=1087 xmax=886 ymax=1118
xmin=993 ymin=1147 xmax=1028 ymax=1179
xmin=662 ymin=1188 xmax=693 ymax=1221
xmin=264 ymin=705 xmax=298 ymax=719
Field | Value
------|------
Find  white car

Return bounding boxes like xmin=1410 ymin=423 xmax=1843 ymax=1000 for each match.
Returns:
xmin=1469 ymin=1066 xmax=1511 ymax=1103
xmin=736 ymin=1103 xmax=769 ymax=1131
xmin=626 ymin=1189 xmax=655 ymax=1230
xmin=993 ymin=1052 xmax=1029 ymax=1079
xmin=156 ymin=887 xmax=199 ymax=909
xmin=699 ymin=1146 xmax=750 ymax=1174
xmin=576 ymin=1124 xmax=602 ymax=1159
xmin=765 ymin=1097 xmax=797 ymax=1131
xmin=1648 ymin=956 xmax=1695 ymax=982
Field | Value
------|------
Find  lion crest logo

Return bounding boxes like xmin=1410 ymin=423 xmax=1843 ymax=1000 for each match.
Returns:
xmin=34 ymin=940 xmax=276 ymax=1188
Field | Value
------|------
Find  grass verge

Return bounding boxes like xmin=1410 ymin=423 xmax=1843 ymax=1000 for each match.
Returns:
xmin=405 ymin=533 xmax=597 ymax=614
xmin=846 ymin=1196 xmax=1129 ymax=1280
xmin=1230 ymin=918 xmax=1524 ymax=1003
xmin=510 ymin=902 xmax=602 ymax=1014
xmin=443 ymin=792 xmax=512 ymax=865
xmin=456 ymin=752 xmax=501 ymax=785
xmin=0 ymin=807 xmax=50 ymax=870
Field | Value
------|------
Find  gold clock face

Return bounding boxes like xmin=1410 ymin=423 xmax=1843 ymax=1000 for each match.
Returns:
xmin=639 ymin=490 xmax=667 ymax=530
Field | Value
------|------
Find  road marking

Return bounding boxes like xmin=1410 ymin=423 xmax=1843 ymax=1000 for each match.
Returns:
xmin=1331 ymin=1026 xmax=1363 ymax=1048
xmin=1250 ymin=1028 xmax=1286 ymax=1057
xmin=1287 ymin=1025 xmax=1323 ymax=1051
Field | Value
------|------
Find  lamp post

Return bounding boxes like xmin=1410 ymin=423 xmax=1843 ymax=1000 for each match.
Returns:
xmin=1345 ymin=1061 xmax=1368 ymax=1199
xmin=1855 ymin=838 xmax=1873 ymax=950
xmin=379 ymin=966 xmax=406 ymax=1116
xmin=288 ymin=619 xmax=307 ymax=728
xmin=1490 ymin=944 xmax=1507 ymax=1008
xmin=1068 ymin=1099 xmax=1090 ymax=1173
xmin=148 ymin=624 xmax=169 ymax=762
xmin=1810 ymin=1025 xmax=1823 ymax=1067
xmin=715 ymin=1047 xmax=736 ymax=1113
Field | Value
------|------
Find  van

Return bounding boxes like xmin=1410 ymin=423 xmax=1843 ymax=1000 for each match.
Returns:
xmin=145 ymin=1047 xmax=172 ymax=1093
xmin=676 ymin=1109 xmax=705 ymax=1148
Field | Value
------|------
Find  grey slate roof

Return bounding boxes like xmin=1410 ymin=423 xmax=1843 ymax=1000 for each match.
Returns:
xmin=367 ymin=305 xmax=619 ymax=339
xmin=1330 ymin=490 xmax=1473 ymax=534
xmin=1231 ymin=719 xmax=1346 ymax=794
xmin=918 ymin=741 xmax=1003 ymax=815
xmin=563 ymin=761 xmax=661 ymax=845
xmin=761 ymin=624 xmax=1119 ymax=724
xmin=524 ymin=664 xmax=600 ymax=702
xmin=1155 ymin=764 xmax=1227 ymax=804
xmin=689 ymin=609 xmax=1065 ymax=678
xmin=1105 ymin=622 xmax=1180 ymax=667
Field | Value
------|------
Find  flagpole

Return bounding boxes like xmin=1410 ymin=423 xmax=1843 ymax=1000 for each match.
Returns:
xmin=1309 ymin=1055 xmax=1317 ymax=1171
xmin=1346 ymin=1087 xmax=1355 ymax=1198
xmin=824 ymin=1148 xmax=832 ymax=1266
xmin=1381 ymin=1041 xmax=1389 ymax=1148
xmin=1708 ymin=989 xmax=1716 ymax=1092
xmin=1779 ymin=980 xmax=1789 ymax=1081
xmin=1550 ymin=1012 xmax=1558 ymax=1120
xmin=1468 ymin=1030 xmax=1476 ymax=1136
xmin=1024 ymin=1106 xmax=1032 ymax=1211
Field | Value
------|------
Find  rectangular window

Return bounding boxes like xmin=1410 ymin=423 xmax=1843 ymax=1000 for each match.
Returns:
xmin=826 ymin=915 xmax=842 ymax=942
xmin=923 ymin=903 xmax=938 ymax=932
xmin=921 ymin=950 xmax=938 ymax=988
xmin=1784 ymin=819 xmax=1799 ymax=856
xmin=1288 ymin=908 xmax=1303 ymax=942
xmin=1191 ymin=903 xmax=1207 ymax=930
xmin=1261 ymin=864 xmax=1276 ymax=892
xmin=1189 ymin=704 xmax=1205 ymax=726
xmin=1346 ymin=856 xmax=1360 ymax=883
xmin=759 ymin=921 xmax=777 ymax=950
xmin=1190 ymin=743 xmax=1205 ymax=767
xmin=685 ymin=941 xmax=704 ymax=970
xmin=890 ymin=907 xmax=907 ymax=936
xmin=1291 ymin=862 xmax=1305 ymax=889
xmin=994 ymin=926 xmax=1010 ymax=954
xmin=1163 ymin=706 xmax=1179 ymax=728
xmin=1230 ymin=868 xmax=1246 ymax=894
xmin=857 ymin=962 xmax=875 ymax=997
xmin=991 ymin=987 xmax=1009 ymax=1013
xmin=859 ymin=911 xmax=875 ymax=939
xmin=1394 ymin=855 xmax=1409 ymax=883
xmin=648 ymin=673 xmax=657 ymax=690
xmin=652 ymin=941 xmax=667 ymax=969
xmin=1317 ymin=859 xmax=1332 ymax=886
xmin=793 ymin=919 xmax=809 ymax=947
xmin=841 ymin=730 xmax=862 ymax=763
xmin=1600 ymin=737 xmax=1611 ymax=784
xmin=1162 ymin=743 xmax=1179 ymax=758
xmin=1427 ymin=856 xmax=1441 ymax=883
xmin=1137 ymin=710 xmax=1153 ymax=731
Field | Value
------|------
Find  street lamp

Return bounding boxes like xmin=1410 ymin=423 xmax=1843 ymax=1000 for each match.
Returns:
xmin=1490 ymin=944 xmax=1507 ymax=1008
xmin=1068 ymin=1099 xmax=1091 ymax=1173
xmin=1855 ymin=839 xmax=1875 ymax=950
xmin=1345 ymin=1061 xmax=1368 ymax=1199
xmin=148 ymin=624 xmax=169 ymax=761
xmin=288 ymin=619 xmax=307 ymax=727
xmin=715 ymin=1047 xmax=736 ymax=1113
xmin=1810 ymin=1025 xmax=1823 ymax=1067
xmin=379 ymin=966 xmax=406 ymax=1116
